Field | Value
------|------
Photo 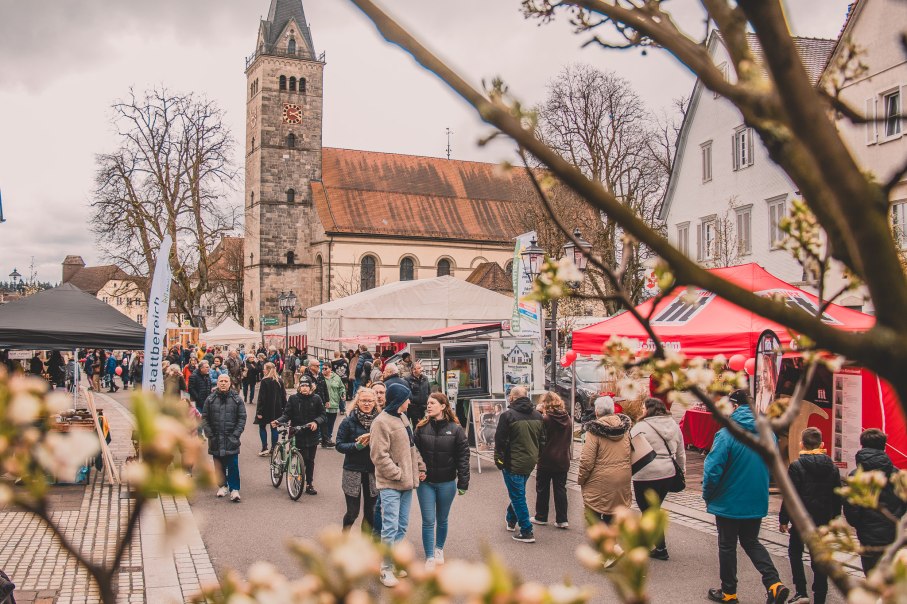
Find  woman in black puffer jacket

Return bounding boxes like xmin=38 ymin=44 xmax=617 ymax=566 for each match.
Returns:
xmin=335 ymin=387 xmax=380 ymax=532
xmin=413 ymin=392 xmax=470 ymax=570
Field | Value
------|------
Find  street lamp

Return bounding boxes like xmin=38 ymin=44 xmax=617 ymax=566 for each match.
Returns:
xmin=522 ymin=230 xmax=591 ymax=388
xmin=8 ymin=268 xmax=23 ymax=294
xmin=277 ymin=291 xmax=297 ymax=351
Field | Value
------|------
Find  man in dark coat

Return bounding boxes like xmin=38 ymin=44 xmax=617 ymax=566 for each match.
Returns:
xmin=354 ymin=345 xmax=373 ymax=394
xmin=188 ymin=361 xmax=211 ymax=413
xmin=779 ymin=427 xmax=841 ymax=604
xmin=274 ymin=374 xmax=326 ymax=495
xmin=406 ymin=361 xmax=431 ymax=422
xmin=202 ymin=374 xmax=246 ymax=502
xmin=844 ymin=428 xmax=907 ymax=575
xmin=306 ymin=359 xmax=329 ymax=404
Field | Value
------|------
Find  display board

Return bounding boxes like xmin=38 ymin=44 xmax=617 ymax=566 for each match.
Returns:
xmin=502 ymin=341 xmax=533 ymax=396
xmin=832 ymin=368 xmax=863 ymax=472
xmin=469 ymin=398 xmax=508 ymax=473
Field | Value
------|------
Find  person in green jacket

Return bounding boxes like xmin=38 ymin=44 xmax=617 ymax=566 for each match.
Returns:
xmin=703 ymin=390 xmax=790 ymax=604
xmin=321 ymin=363 xmax=346 ymax=448
xmin=494 ymin=385 xmax=546 ymax=544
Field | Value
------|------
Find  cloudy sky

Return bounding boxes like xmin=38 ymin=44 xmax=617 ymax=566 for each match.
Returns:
xmin=0 ymin=0 xmax=851 ymax=283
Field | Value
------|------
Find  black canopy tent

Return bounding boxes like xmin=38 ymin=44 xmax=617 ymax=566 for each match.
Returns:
xmin=0 ymin=283 xmax=146 ymax=350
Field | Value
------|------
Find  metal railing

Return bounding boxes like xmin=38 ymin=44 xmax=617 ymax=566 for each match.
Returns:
xmin=245 ymin=48 xmax=326 ymax=69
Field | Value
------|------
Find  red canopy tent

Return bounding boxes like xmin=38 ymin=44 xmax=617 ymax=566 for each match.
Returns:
xmin=571 ymin=263 xmax=907 ymax=468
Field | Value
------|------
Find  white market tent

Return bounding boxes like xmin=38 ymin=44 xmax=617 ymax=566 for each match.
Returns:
xmin=307 ymin=276 xmax=514 ymax=355
xmin=264 ymin=320 xmax=307 ymax=338
xmin=200 ymin=317 xmax=260 ymax=346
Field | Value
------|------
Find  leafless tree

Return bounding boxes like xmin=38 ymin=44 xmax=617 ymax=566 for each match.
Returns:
xmin=90 ymin=87 xmax=241 ymax=326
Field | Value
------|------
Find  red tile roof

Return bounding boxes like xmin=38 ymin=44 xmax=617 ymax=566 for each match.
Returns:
xmin=466 ymin=262 xmax=514 ymax=296
xmin=63 ymin=265 xmax=130 ymax=295
xmin=313 ymin=148 xmax=532 ymax=244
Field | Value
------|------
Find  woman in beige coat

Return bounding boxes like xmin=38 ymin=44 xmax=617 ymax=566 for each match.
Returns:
xmin=369 ymin=382 xmax=426 ymax=587
xmin=577 ymin=396 xmax=633 ymax=524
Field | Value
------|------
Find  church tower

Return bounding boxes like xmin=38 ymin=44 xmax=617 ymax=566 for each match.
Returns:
xmin=244 ymin=0 xmax=325 ymax=330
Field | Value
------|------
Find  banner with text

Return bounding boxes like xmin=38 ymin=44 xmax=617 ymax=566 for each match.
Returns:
xmin=511 ymin=232 xmax=542 ymax=344
xmin=143 ymin=235 xmax=173 ymax=395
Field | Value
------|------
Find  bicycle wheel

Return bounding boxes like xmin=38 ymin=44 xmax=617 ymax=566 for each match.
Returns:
xmin=286 ymin=449 xmax=305 ymax=501
xmin=270 ymin=445 xmax=285 ymax=488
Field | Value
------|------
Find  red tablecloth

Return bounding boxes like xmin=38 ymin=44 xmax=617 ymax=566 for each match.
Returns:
xmin=680 ymin=408 xmax=722 ymax=450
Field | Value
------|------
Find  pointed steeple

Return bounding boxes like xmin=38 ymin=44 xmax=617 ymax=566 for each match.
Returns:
xmin=263 ymin=0 xmax=315 ymax=54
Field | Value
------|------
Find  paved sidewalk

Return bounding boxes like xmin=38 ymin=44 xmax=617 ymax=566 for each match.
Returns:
xmin=0 ymin=389 xmax=218 ymax=603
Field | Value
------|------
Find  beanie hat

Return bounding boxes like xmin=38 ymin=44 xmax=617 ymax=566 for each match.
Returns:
xmin=728 ymin=389 xmax=749 ymax=407
xmin=384 ymin=382 xmax=412 ymax=414
xmin=298 ymin=374 xmax=314 ymax=387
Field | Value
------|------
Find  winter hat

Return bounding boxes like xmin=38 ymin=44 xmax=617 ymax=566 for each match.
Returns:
xmin=728 ymin=389 xmax=749 ymax=407
xmin=298 ymin=374 xmax=314 ymax=388
xmin=384 ymin=382 xmax=412 ymax=414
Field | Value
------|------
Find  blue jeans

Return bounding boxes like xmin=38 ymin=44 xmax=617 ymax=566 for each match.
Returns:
xmin=417 ymin=480 xmax=456 ymax=558
xmin=372 ymin=493 xmax=383 ymax=539
xmin=214 ymin=454 xmax=240 ymax=491
xmin=379 ymin=489 xmax=413 ymax=566
xmin=259 ymin=424 xmax=278 ymax=449
xmin=503 ymin=469 xmax=531 ymax=533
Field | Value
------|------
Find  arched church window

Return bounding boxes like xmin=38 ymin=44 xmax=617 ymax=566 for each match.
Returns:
xmin=289 ymin=76 xmax=297 ymax=92
xmin=251 ymin=137 xmax=255 ymax=150
xmin=505 ymin=260 xmax=514 ymax=275
xmin=437 ymin=259 xmax=452 ymax=277
xmin=299 ymin=78 xmax=307 ymax=94
xmin=315 ymin=255 xmax=324 ymax=304
xmin=250 ymin=191 xmax=254 ymax=206
xmin=286 ymin=251 xmax=295 ymax=265
xmin=288 ymin=38 xmax=297 ymax=55
xmin=286 ymin=188 xmax=296 ymax=203
xmin=400 ymin=257 xmax=415 ymax=281
xmin=361 ymin=256 xmax=377 ymax=291
xmin=287 ymin=133 xmax=296 ymax=148
xmin=250 ymin=82 xmax=254 ymax=98
xmin=279 ymin=75 xmax=287 ymax=91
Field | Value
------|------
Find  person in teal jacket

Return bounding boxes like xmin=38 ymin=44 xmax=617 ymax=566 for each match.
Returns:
xmin=703 ymin=390 xmax=790 ymax=604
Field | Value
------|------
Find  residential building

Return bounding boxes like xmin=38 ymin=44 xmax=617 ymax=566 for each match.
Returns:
xmin=61 ymin=256 xmax=149 ymax=324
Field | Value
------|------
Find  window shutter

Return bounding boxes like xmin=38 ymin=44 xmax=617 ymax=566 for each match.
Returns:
xmin=746 ymin=128 xmax=754 ymax=166
xmin=866 ymin=97 xmax=878 ymax=145
xmin=732 ymin=134 xmax=738 ymax=171
xmin=697 ymin=223 xmax=703 ymax=261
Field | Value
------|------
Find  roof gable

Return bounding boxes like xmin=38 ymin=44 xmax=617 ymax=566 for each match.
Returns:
xmin=64 ymin=265 xmax=130 ymax=296
xmin=264 ymin=0 xmax=314 ymax=52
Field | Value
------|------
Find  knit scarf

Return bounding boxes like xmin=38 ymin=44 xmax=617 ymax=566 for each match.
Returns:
xmin=353 ymin=406 xmax=379 ymax=431
xmin=800 ymin=448 xmax=827 ymax=455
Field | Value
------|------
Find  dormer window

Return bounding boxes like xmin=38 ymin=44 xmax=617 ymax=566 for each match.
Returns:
xmin=288 ymin=38 xmax=296 ymax=55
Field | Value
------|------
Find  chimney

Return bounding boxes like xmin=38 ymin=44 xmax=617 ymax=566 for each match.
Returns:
xmin=62 ymin=255 xmax=85 ymax=283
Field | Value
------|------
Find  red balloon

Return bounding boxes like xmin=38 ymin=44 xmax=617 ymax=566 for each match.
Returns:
xmin=115 ymin=366 xmax=123 ymax=376
xmin=744 ymin=358 xmax=756 ymax=375
xmin=728 ymin=354 xmax=746 ymax=372
xmin=565 ymin=349 xmax=577 ymax=365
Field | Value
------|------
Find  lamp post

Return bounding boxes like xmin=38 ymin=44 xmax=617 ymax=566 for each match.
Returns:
xmin=9 ymin=268 xmax=23 ymax=294
xmin=521 ymin=229 xmax=591 ymax=387
xmin=277 ymin=291 xmax=297 ymax=352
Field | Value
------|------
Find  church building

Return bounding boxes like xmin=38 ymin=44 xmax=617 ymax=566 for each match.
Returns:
xmin=243 ymin=0 xmax=534 ymax=330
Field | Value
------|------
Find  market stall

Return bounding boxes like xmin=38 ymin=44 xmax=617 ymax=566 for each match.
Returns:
xmin=200 ymin=317 xmax=260 ymax=347
xmin=571 ymin=263 xmax=906 ymax=469
xmin=263 ymin=320 xmax=307 ymax=351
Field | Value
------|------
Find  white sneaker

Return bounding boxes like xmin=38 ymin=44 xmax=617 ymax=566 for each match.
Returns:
xmin=424 ymin=558 xmax=435 ymax=572
xmin=216 ymin=486 xmax=228 ymax=498
xmin=555 ymin=522 xmax=570 ymax=529
xmin=530 ymin=517 xmax=548 ymax=526
xmin=230 ymin=490 xmax=241 ymax=502
xmin=379 ymin=568 xmax=399 ymax=587
xmin=434 ymin=548 xmax=444 ymax=565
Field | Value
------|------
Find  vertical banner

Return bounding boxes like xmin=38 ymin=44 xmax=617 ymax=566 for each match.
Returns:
xmin=512 ymin=232 xmax=542 ymax=345
xmin=143 ymin=235 xmax=173 ymax=395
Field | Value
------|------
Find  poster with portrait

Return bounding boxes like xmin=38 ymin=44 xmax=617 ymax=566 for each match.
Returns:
xmin=503 ymin=342 xmax=533 ymax=396
xmin=753 ymin=330 xmax=782 ymax=414
xmin=470 ymin=399 xmax=508 ymax=454
xmin=445 ymin=370 xmax=460 ymax=402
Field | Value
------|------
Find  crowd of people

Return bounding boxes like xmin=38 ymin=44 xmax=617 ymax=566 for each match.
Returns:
xmin=8 ymin=340 xmax=905 ymax=602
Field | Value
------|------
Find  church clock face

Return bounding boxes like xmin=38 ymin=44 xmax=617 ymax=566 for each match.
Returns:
xmin=283 ymin=103 xmax=301 ymax=124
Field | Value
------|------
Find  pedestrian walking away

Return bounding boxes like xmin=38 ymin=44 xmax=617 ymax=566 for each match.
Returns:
xmin=413 ymin=392 xmax=470 ymax=570
xmin=336 ymin=387 xmax=379 ymax=532
xmin=630 ymin=397 xmax=686 ymax=560
xmin=578 ymin=396 xmax=632 ymax=566
xmin=202 ymin=374 xmax=247 ymax=502
xmin=779 ymin=427 xmax=841 ymax=604
xmin=243 ymin=355 xmax=262 ymax=403
xmin=274 ymin=374 xmax=325 ymax=495
xmin=370 ymin=382 xmax=426 ymax=587
xmin=321 ymin=363 xmax=345 ymax=447
xmin=494 ymin=385 xmax=545 ymax=544
xmin=703 ymin=390 xmax=790 ymax=604
xmin=843 ymin=428 xmax=907 ymax=575
xmin=406 ymin=361 xmax=431 ymax=423
xmin=532 ymin=391 xmax=572 ymax=530
xmin=254 ymin=362 xmax=287 ymax=455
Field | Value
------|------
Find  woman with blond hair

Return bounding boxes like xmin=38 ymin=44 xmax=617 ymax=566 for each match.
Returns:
xmin=335 ymin=387 xmax=380 ymax=531
xmin=533 ymin=391 xmax=572 ymax=529
xmin=413 ymin=392 xmax=470 ymax=570
xmin=254 ymin=362 xmax=286 ymax=455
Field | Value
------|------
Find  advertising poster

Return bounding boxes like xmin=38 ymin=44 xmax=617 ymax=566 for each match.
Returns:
xmin=753 ymin=330 xmax=782 ymax=414
xmin=470 ymin=399 xmax=508 ymax=453
xmin=445 ymin=370 xmax=460 ymax=402
xmin=503 ymin=342 xmax=533 ymax=396
xmin=512 ymin=232 xmax=542 ymax=344
xmin=832 ymin=368 xmax=863 ymax=471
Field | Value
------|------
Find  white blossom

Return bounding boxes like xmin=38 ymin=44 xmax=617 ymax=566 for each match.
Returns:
xmin=329 ymin=536 xmax=382 ymax=580
xmin=33 ymin=431 xmax=99 ymax=482
xmin=436 ymin=560 xmax=492 ymax=596
xmin=548 ymin=583 xmax=586 ymax=603
xmin=555 ymin=256 xmax=584 ymax=283
xmin=618 ymin=378 xmax=643 ymax=400
xmin=7 ymin=393 xmax=41 ymax=425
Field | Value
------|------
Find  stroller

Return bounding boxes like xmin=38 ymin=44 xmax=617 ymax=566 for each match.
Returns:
xmin=0 ymin=569 xmax=15 ymax=604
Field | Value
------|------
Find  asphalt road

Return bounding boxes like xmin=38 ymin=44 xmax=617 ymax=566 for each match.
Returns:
xmin=179 ymin=399 xmax=846 ymax=604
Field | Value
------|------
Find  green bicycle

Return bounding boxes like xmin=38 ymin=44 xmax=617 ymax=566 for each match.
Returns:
xmin=269 ymin=424 xmax=305 ymax=500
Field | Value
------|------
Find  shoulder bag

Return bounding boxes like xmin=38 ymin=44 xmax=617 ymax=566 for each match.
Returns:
xmin=652 ymin=424 xmax=686 ymax=492
xmin=630 ymin=430 xmax=657 ymax=474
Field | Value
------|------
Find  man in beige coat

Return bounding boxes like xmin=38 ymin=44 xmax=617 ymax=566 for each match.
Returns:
xmin=370 ymin=382 xmax=426 ymax=587
xmin=578 ymin=396 xmax=633 ymax=524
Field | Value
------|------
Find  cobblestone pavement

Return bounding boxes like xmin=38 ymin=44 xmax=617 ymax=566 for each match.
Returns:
xmin=0 ymin=389 xmax=218 ymax=604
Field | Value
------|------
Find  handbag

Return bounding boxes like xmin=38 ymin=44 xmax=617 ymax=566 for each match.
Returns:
xmin=652 ymin=426 xmax=686 ymax=492
xmin=630 ymin=432 xmax=657 ymax=474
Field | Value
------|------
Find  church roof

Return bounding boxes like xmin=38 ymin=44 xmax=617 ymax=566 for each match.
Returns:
xmin=313 ymin=148 xmax=531 ymax=245
xmin=263 ymin=0 xmax=314 ymax=53
xmin=466 ymin=262 xmax=514 ymax=296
